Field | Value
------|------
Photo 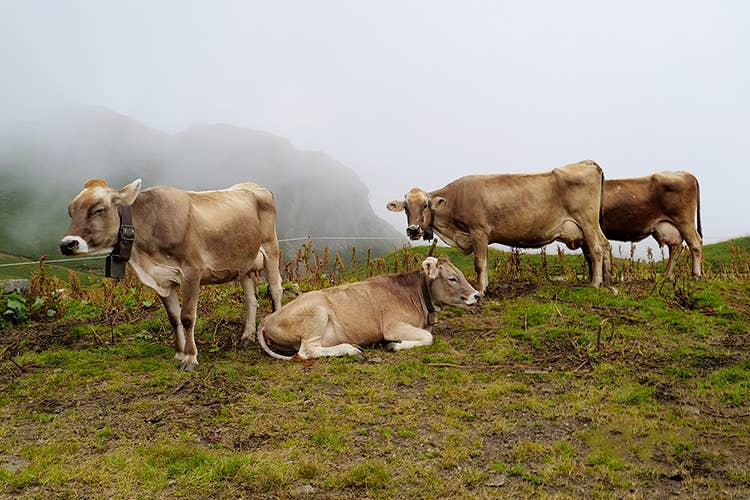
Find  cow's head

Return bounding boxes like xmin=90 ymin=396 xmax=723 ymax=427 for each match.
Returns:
xmin=387 ymin=188 xmax=446 ymax=241
xmin=59 ymin=178 xmax=142 ymax=256
xmin=422 ymin=256 xmax=480 ymax=308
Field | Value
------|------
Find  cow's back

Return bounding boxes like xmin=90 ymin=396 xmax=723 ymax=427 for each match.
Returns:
xmin=434 ymin=161 xmax=602 ymax=246
xmin=133 ymin=183 xmax=277 ymax=280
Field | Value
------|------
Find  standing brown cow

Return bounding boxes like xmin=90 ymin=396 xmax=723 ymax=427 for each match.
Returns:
xmin=60 ymin=179 xmax=283 ymax=370
xmin=387 ymin=160 xmax=611 ymax=292
xmin=600 ymin=171 xmax=703 ymax=278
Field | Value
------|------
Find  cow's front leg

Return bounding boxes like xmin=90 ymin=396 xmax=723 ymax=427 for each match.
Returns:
xmin=470 ymin=233 xmax=490 ymax=293
xmin=179 ymin=276 xmax=201 ymax=371
xmin=160 ymin=289 xmax=186 ymax=364
xmin=383 ymin=323 xmax=433 ymax=352
xmin=239 ymin=273 xmax=259 ymax=346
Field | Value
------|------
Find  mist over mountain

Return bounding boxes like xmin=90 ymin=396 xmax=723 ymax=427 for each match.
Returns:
xmin=0 ymin=106 xmax=405 ymax=259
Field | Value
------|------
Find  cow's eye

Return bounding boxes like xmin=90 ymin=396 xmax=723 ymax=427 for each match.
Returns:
xmin=448 ymin=276 xmax=458 ymax=283
xmin=89 ymin=207 xmax=105 ymax=217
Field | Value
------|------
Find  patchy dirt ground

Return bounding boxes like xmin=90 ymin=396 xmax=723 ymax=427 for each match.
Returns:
xmin=1 ymin=278 xmax=749 ymax=498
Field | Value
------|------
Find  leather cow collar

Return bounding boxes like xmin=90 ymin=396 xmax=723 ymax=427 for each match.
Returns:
xmin=105 ymin=205 xmax=136 ymax=279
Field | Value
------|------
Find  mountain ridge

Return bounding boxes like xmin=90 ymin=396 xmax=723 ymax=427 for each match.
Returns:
xmin=0 ymin=106 xmax=405 ymax=259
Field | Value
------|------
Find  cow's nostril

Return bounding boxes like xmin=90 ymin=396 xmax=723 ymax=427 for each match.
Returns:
xmin=60 ymin=239 xmax=79 ymax=255
xmin=473 ymin=293 xmax=481 ymax=302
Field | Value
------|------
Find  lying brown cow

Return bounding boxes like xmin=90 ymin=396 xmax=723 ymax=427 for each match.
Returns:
xmin=387 ymin=160 xmax=611 ymax=292
xmin=257 ymin=256 xmax=480 ymax=360
xmin=601 ymin=171 xmax=703 ymax=278
xmin=60 ymin=179 xmax=283 ymax=370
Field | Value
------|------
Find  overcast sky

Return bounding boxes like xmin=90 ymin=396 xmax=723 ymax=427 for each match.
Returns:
xmin=1 ymin=1 xmax=747 ymax=249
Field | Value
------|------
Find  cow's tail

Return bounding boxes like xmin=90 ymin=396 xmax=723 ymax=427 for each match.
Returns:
xmin=257 ymin=326 xmax=294 ymax=361
xmin=595 ymin=161 xmax=606 ymax=231
xmin=695 ymin=175 xmax=703 ymax=239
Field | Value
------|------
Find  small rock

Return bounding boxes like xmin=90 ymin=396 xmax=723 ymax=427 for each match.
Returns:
xmin=0 ymin=279 xmax=30 ymax=295
xmin=684 ymin=405 xmax=701 ymax=416
xmin=293 ymin=484 xmax=316 ymax=495
xmin=485 ymin=473 xmax=508 ymax=487
xmin=0 ymin=456 xmax=30 ymax=473
xmin=368 ymin=355 xmax=383 ymax=363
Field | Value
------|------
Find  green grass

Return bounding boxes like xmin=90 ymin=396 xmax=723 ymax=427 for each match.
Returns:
xmin=1 ymin=241 xmax=750 ymax=497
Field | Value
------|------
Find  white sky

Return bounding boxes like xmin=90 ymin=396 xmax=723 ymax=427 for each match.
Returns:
xmin=1 ymin=1 xmax=748 ymax=247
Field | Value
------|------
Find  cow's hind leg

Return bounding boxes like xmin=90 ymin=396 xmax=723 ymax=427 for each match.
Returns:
xmin=160 ymin=289 xmax=186 ymax=364
xmin=261 ymin=243 xmax=283 ymax=312
xmin=298 ymin=314 xmax=365 ymax=360
xmin=239 ymin=272 xmax=259 ymax=346
xmin=383 ymin=323 xmax=433 ymax=352
xmin=682 ymin=229 xmax=703 ymax=278
xmin=301 ymin=341 xmax=365 ymax=360
xmin=581 ymin=244 xmax=594 ymax=282
xmin=582 ymin=228 xmax=608 ymax=287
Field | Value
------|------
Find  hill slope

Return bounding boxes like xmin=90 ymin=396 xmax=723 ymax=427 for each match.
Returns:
xmin=703 ymin=236 xmax=750 ymax=266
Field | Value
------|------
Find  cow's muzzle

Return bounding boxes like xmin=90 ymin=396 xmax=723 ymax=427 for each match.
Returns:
xmin=59 ymin=236 xmax=88 ymax=255
xmin=465 ymin=292 xmax=481 ymax=306
xmin=406 ymin=225 xmax=422 ymax=240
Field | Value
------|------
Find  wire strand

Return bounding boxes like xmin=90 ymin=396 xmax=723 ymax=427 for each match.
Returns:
xmin=0 ymin=236 xmax=408 ymax=268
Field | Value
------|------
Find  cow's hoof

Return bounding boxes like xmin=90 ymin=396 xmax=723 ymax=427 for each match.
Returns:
xmin=240 ymin=337 xmax=255 ymax=348
xmin=353 ymin=347 xmax=367 ymax=361
xmin=179 ymin=362 xmax=198 ymax=372
xmin=385 ymin=341 xmax=400 ymax=352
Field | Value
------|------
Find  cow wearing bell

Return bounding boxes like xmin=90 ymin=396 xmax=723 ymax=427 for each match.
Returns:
xmin=601 ymin=171 xmax=703 ymax=278
xmin=258 ymin=256 xmax=480 ymax=361
xmin=387 ymin=160 xmax=611 ymax=292
xmin=59 ymin=178 xmax=283 ymax=370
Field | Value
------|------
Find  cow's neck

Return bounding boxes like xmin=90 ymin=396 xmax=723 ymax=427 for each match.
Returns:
xmin=419 ymin=273 xmax=438 ymax=326
xmin=105 ymin=205 xmax=136 ymax=279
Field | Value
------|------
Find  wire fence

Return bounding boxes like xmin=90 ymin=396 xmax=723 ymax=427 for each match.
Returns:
xmin=0 ymin=236 xmax=408 ymax=268
xmin=0 ymin=233 xmax=744 ymax=269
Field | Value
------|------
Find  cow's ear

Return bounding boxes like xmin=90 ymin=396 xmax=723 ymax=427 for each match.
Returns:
xmin=387 ymin=200 xmax=405 ymax=212
xmin=430 ymin=197 xmax=446 ymax=209
xmin=116 ymin=179 xmax=142 ymax=206
xmin=422 ymin=256 xmax=439 ymax=279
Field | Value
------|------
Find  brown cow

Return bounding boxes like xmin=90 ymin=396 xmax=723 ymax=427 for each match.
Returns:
xmin=257 ymin=256 xmax=480 ymax=360
xmin=387 ymin=161 xmax=611 ymax=292
xmin=599 ymin=171 xmax=703 ymax=278
xmin=60 ymin=179 xmax=283 ymax=370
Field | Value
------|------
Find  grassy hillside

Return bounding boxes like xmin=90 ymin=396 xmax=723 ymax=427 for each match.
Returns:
xmin=0 ymin=252 xmax=98 ymax=283
xmin=703 ymin=236 xmax=750 ymax=267
xmin=1 ymin=247 xmax=748 ymax=497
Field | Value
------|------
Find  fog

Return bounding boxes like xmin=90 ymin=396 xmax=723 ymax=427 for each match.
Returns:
xmin=1 ymin=1 xmax=748 ymax=253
